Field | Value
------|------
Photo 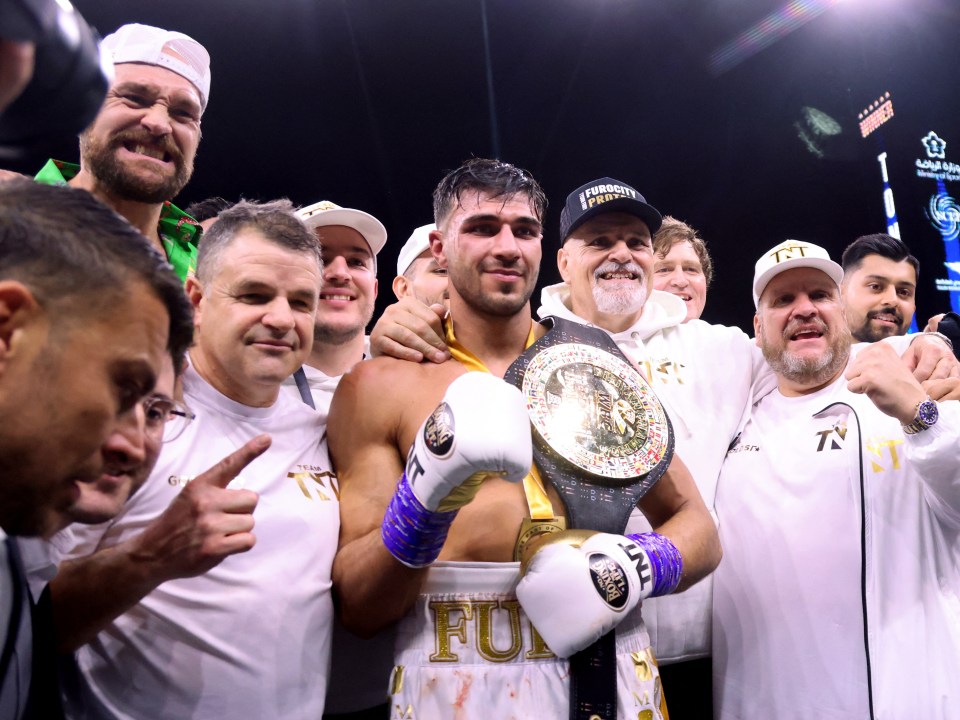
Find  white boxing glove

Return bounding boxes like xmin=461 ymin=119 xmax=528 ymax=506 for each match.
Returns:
xmin=516 ymin=530 xmax=682 ymax=659
xmin=382 ymin=372 xmax=532 ymax=567
xmin=405 ymin=371 xmax=532 ymax=511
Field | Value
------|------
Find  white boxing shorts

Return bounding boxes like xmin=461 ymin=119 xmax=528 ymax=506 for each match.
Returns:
xmin=388 ymin=561 xmax=667 ymax=720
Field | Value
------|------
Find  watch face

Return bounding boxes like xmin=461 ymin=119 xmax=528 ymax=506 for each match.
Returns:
xmin=918 ymin=399 xmax=939 ymax=427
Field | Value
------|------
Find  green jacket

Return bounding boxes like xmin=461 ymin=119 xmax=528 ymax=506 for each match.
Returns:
xmin=35 ymin=159 xmax=201 ymax=282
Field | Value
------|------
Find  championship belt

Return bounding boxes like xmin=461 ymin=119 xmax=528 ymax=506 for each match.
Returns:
xmin=504 ymin=316 xmax=674 ymax=720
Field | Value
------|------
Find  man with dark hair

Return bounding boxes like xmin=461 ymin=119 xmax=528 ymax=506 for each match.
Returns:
xmin=57 ymin=199 xmax=339 ymax=719
xmin=330 ymin=159 xmax=719 ymax=719
xmin=373 ymin=178 xmax=957 ymax=718
xmin=840 ymin=232 xmax=919 ymax=342
xmin=184 ymin=196 xmax=234 ymax=231
xmin=0 ymin=179 xmax=190 ymax=720
xmin=35 ymin=23 xmax=212 ymax=281
xmin=652 ymin=216 xmax=713 ymax=323
xmin=0 ymin=180 xmax=193 ymax=537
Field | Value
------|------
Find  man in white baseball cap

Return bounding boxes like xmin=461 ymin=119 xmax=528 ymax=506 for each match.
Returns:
xmin=35 ymin=23 xmax=211 ymax=281
xmin=281 ymin=200 xmax=386 ymax=415
xmin=280 ymin=200 xmax=394 ymax=719
xmin=392 ymin=223 xmax=448 ymax=307
xmin=713 ymin=238 xmax=960 ymax=719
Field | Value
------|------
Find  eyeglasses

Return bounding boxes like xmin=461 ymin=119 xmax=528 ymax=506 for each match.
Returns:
xmin=141 ymin=396 xmax=196 ymax=443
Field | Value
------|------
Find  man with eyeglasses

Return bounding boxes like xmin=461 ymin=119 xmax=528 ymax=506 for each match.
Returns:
xmin=19 ymin=353 xmax=195 ymax=581
xmin=0 ymin=180 xmax=194 ymax=720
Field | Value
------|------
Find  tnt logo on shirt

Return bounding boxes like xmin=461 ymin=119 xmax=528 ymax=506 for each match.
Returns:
xmin=815 ymin=421 xmax=847 ymax=451
xmin=288 ymin=464 xmax=339 ymax=502
xmin=636 ymin=357 xmax=686 ymax=385
xmin=865 ymin=436 xmax=904 ymax=473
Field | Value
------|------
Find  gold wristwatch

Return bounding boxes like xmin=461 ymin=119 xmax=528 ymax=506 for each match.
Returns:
xmin=902 ymin=397 xmax=939 ymax=435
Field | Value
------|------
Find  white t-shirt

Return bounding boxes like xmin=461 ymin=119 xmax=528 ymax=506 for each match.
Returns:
xmin=713 ymin=376 xmax=869 ymax=718
xmin=279 ymin=363 xmax=341 ymax=424
xmin=63 ymin=364 xmax=339 ymax=720
xmin=713 ymin=368 xmax=960 ymax=719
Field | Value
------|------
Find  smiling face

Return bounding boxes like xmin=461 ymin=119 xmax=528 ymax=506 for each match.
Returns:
xmin=187 ymin=231 xmax=320 ymax=407
xmin=313 ymin=225 xmax=378 ymax=344
xmin=78 ymin=63 xmax=202 ymax=203
xmin=841 ymin=254 xmax=917 ymax=342
xmin=558 ymin=212 xmax=654 ymax=333
xmin=754 ymin=266 xmax=852 ymax=395
xmin=435 ymin=190 xmax=542 ymax=318
xmin=653 ymin=240 xmax=708 ymax=322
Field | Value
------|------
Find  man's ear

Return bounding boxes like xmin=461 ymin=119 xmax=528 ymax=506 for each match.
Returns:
xmin=557 ymin=247 xmax=571 ymax=283
xmin=372 ymin=277 xmax=379 ymax=301
xmin=430 ymin=229 xmax=447 ymax=269
xmin=753 ymin=313 xmax=762 ymax=346
xmin=184 ymin=276 xmax=204 ymax=325
xmin=392 ymin=275 xmax=409 ymax=301
xmin=0 ymin=280 xmax=41 ymax=369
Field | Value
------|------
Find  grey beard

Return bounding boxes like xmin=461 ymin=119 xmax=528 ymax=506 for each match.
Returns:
xmin=759 ymin=319 xmax=852 ymax=388
xmin=592 ymin=263 xmax=648 ymax=316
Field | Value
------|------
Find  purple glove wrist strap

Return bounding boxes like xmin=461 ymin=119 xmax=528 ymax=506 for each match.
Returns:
xmin=626 ymin=531 xmax=683 ymax=597
xmin=381 ymin=473 xmax=458 ymax=568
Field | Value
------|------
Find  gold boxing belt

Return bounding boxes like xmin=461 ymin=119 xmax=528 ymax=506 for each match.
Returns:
xmin=504 ymin=316 xmax=674 ymax=535
xmin=504 ymin=315 xmax=675 ymax=720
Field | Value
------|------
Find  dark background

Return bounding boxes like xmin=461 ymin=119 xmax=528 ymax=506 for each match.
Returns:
xmin=17 ymin=0 xmax=960 ymax=333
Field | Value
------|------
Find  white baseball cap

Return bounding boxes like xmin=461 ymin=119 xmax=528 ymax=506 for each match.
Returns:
xmin=101 ymin=24 xmax=211 ymax=112
xmin=297 ymin=200 xmax=388 ymax=257
xmin=396 ymin=224 xmax=436 ymax=276
xmin=753 ymin=240 xmax=844 ymax=307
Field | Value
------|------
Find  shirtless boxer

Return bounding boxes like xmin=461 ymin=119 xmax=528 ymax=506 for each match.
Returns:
xmin=328 ymin=158 xmax=720 ymax=719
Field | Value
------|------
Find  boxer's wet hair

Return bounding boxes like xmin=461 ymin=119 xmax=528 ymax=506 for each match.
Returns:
xmin=432 ymin=158 xmax=547 ymax=229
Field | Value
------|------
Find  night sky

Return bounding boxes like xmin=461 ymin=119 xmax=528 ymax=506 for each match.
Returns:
xmin=17 ymin=0 xmax=960 ymax=333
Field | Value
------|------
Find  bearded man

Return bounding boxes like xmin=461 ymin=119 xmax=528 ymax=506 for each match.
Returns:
xmin=36 ymin=23 xmax=210 ymax=280
xmin=713 ymin=240 xmax=960 ymax=719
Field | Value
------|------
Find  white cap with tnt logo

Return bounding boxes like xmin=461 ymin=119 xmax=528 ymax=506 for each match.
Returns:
xmin=753 ymin=240 xmax=844 ymax=307
xmin=297 ymin=200 xmax=388 ymax=273
xmin=101 ymin=24 xmax=211 ymax=112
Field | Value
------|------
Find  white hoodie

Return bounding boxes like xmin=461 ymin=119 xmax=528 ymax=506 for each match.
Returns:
xmin=537 ymin=283 xmax=770 ymax=663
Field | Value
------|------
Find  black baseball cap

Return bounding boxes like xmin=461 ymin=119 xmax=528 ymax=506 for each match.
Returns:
xmin=559 ymin=177 xmax=662 ymax=243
